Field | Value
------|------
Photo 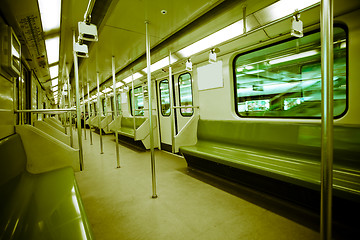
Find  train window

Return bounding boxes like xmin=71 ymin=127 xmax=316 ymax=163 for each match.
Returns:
xmin=233 ymin=26 xmax=347 ymax=118
xmin=129 ymin=86 xmax=144 ymax=116
xmin=93 ymin=103 xmax=97 ymax=114
xmin=102 ymin=98 xmax=106 ymax=115
xmin=159 ymin=80 xmax=170 ymax=116
xmin=178 ymin=73 xmax=193 ymax=116
xmin=117 ymin=94 xmax=121 ymax=114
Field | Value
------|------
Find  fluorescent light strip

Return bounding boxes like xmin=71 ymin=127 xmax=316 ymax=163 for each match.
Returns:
xmin=45 ymin=36 xmax=60 ymax=65
xmin=257 ymin=0 xmax=320 ymax=24
xmin=142 ymin=56 xmax=178 ymax=73
xmin=103 ymin=87 xmax=112 ymax=93
xmin=38 ymin=0 xmax=61 ymax=33
xmin=52 ymin=77 xmax=58 ymax=87
xmin=115 ymin=81 xmax=123 ymax=88
xmin=50 ymin=65 xmax=59 ymax=79
xmin=123 ymin=72 xmax=143 ymax=83
xmin=178 ymin=20 xmax=244 ymax=58
xmin=269 ymin=50 xmax=318 ymax=65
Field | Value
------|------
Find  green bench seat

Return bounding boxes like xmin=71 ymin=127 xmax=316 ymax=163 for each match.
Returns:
xmin=0 ymin=134 xmax=93 ymax=239
xmin=118 ymin=117 xmax=146 ymax=138
xmin=179 ymin=120 xmax=360 ymax=202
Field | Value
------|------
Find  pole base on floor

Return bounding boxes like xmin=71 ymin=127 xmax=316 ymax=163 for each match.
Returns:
xmin=152 ymin=195 xmax=158 ymax=199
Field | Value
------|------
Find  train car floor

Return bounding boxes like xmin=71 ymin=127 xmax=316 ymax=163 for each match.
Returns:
xmin=74 ymin=129 xmax=320 ymax=240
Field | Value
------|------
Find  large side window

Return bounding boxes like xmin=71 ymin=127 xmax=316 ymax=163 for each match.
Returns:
xmin=117 ymin=94 xmax=121 ymax=114
xmin=129 ymin=86 xmax=144 ymax=116
xmin=159 ymin=79 xmax=170 ymax=116
xmin=102 ymin=98 xmax=106 ymax=115
xmin=93 ymin=102 xmax=97 ymax=114
xmin=233 ymin=27 xmax=347 ymax=118
xmin=178 ymin=73 xmax=193 ymax=116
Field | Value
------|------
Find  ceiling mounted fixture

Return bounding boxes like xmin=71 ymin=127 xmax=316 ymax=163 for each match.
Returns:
xmin=185 ymin=59 xmax=192 ymax=71
xmin=74 ymin=42 xmax=89 ymax=58
xmin=78 ymin=21 xmax=98 ymax=42
xmin=290 ymin=11 xmax=303 ymax=38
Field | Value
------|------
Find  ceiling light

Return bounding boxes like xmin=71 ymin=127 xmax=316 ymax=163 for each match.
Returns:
xmin=178 ymin=20 xmax=244 ymax=58
xmin=50 ymin=65 xmax=58 ymax=79
xmin=45 ymin=36 xmax=59 ymax=65
xmin=115 ymin=81 xmax=123 ymax=88
xmin=38 ymin=0 xmax=61 ymax=33
xmin=123 ymin=72 xmax=143 ymax=83
xmin=103 ymin=87 xmax=112 ymax=93
xmin=142 ymin=56 xmax=178 ymax=73
xmin=52 ymin=77 xmax=58 ymax=87
xmin=257 ymin=0 xmax=319 ymax=24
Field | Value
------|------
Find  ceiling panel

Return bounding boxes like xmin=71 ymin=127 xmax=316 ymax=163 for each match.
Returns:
xmin=75 ymin=0 xmax=224 ymax=90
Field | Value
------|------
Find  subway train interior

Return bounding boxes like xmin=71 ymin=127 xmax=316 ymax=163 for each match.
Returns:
xmin=0 ymin=0 xmax=360 ymax=239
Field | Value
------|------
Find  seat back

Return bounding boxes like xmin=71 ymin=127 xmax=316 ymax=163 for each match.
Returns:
xmin=0 ymin=134 xmax=27 ymax=207
xmin=197 ymin=120 xmax=360 ymax=162
xmin=121 ymin=117 xmax=146 ymax=129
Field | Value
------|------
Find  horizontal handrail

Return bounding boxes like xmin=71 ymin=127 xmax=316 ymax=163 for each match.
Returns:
xmin=134 ymin=109 xmax=156 ymax=111
xmin=15 ymin=108 xmax=76 ymax=113
xmin=173 ymin=106 xmax=199 ymax=109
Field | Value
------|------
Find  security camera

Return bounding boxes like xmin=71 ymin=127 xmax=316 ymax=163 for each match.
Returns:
xmin=78 ymin=21 xmax=98 ymax=42
xmin=73 ymin=42 xmax=89 ymax=58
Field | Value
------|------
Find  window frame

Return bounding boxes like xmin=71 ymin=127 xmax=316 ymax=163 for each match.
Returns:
xmin=178 ymin=72 xmax=194 ymax=117
xmin=129 ymin=86 xmax=144 ymax=116
xmin=232 ymin=25 xmax=348 ymax=119
xmin=116 ymin=93 xmax=121 ymax=114
xmin=101 ymin=97 xmax=106 ymax=115
xmin=159 ymin=79 xmax=171 ymax=117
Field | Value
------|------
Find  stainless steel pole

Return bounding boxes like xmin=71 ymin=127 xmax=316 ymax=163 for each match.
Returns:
xmin=87 ymin=71 xmax=93 ymax=145
xmin=145 ymin=21 xmax=157 ymax=198
xmin=73 ymin=35 xmax=84 ymax=171
xmin=66 ymin=67 xmax=73 ymax=147
xmin=82 ymin=84 xmax=87 ymax=140
xmin=112 ymin=56 xmax=120 ymax=168
xmin=168 ymin=51 xmax=175 ymax=153
xmin=320 ymin=0 xmax=333 ymax=239
xmin=131 ymin=71 xmax=136 ymax=139
xmin=97 ymin=72 xmax=103 ymax=154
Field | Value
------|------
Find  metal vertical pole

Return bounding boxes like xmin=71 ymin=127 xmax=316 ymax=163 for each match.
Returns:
xmin=112 ymin=56 xmax=120 ymax=168
xmin=243 ymin=5 xmax=247 ymax=34
xmin=145 ymin=21 xmax=157 ymax=198
xmin=66 ymin=67 xmax=73 ymax=148
xmin=73 ymin=34 xmax=84 ymax=170
xmin=168 ymin=51 xmax=175 ymax=153
xmin=87 ymin=82 xmax=93 ymax=145
xmin=97 ymin=72 xmax=103 ymax=154
xmin=320 ymin=0 xmax=333 ymax=240
xmin=131 ymin=71 xmax=136 ymax=139
xmin=82 ymin=84 xmax=87 ymax=140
